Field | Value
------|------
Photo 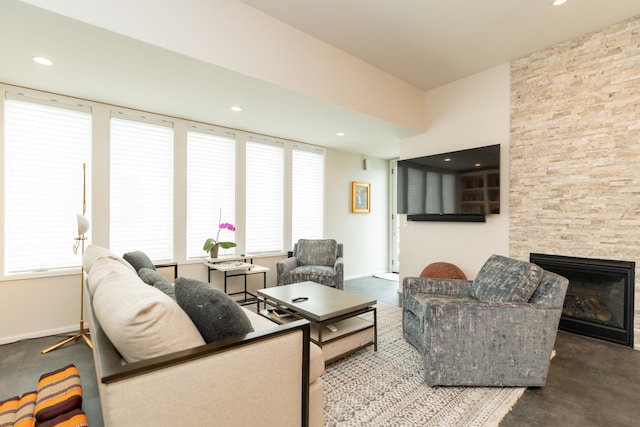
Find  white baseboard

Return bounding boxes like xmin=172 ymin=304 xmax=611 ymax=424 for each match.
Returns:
xmin=372 ymin=272 xmax=399 ymax=281
xmin=345 ymin=273 xmax=372 ymax=280
xmin=0 ymin=325 xmax=79 ymax=346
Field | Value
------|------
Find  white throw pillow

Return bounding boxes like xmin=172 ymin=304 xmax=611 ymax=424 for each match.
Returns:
xmin=92 ymin=268 xmax=205 ymax=363
xmin=86 ymin=257 xmax=138 ymax=296
xmin=83 ymin=245 xmax=135 ymax=274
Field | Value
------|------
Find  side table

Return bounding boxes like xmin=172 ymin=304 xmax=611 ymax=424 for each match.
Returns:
xmin=154 ymin=262 xmax=178 ymax=280
xmin=203 ymin=261 xmax=269 ymax=309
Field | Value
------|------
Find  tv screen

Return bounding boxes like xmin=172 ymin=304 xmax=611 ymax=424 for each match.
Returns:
xmin=397 ymin=144 xmax=500 ymax=221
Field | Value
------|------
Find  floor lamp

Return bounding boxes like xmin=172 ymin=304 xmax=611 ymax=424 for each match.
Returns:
xmin=42 ymin=164 xmax=93 ymax=354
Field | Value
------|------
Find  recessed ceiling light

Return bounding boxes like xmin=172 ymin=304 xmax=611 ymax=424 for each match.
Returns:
xmin=32 ymin=56 xmax=53 ymax=66
xmin=552 ymin=0 xmax=567 ymax=6
xmin=444 ymin=158 xmax=451 ymax=162
xmin=336 ymin=132 xmax=345 ymax=137
xmin=475 ymin=163 xmax=482 ymax=167
xmin=230 ymin=106 xmax=242 ymax=112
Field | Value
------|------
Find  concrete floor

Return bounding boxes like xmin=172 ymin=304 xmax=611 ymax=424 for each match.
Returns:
xmin=1 ymin=275 xmax=639 ymax=426
xmin=500 ymin=330 xmax=640 ymax=427
xmin=0 ymin=332 xmax=103 ymax=426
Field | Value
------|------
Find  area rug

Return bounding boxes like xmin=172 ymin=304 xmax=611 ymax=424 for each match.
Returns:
xmin=322 ymin=303 xmax=525 ymax=426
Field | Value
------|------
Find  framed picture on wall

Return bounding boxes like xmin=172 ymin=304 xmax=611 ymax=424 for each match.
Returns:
xmin=351 ymin=181 xmax=370 ymax=213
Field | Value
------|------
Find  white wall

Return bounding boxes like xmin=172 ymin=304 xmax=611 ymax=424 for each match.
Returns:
xmin=324 ymin=150 xmax=390 ymax=279
xmin=398 ymin=64 xmax=511 ymax=285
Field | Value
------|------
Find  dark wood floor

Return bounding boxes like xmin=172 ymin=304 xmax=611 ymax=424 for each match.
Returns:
xmin=1 ymin=275 xmax=639 ymax=426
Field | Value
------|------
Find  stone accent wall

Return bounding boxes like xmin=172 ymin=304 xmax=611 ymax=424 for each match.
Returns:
xmin=510 ymin=15 xmax=640 ymax=349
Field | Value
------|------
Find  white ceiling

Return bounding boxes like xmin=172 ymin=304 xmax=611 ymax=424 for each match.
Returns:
xmin=239 ymin=0 xmax=640 ymax=91
xmin=2 ymin=0 xmax=640 ymax=159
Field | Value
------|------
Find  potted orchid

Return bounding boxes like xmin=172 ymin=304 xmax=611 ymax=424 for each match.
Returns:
xmin=203 ymin=210 xmax=237 ymax=258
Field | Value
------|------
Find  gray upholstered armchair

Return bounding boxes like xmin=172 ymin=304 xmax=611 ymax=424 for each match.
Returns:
xmin=403 ymin=254 xmax=568 ymax=387
xmin=277 ymin=239 xmax=344 ymax=289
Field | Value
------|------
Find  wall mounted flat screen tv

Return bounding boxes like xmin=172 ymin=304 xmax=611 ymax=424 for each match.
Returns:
xmin=397 ymin=144 xmax=500 ymax=222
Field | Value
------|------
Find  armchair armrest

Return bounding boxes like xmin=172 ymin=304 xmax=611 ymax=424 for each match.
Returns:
xmin=334 ymin=256 xmax=344 ymax=289
xmin=277 ymin=257 xmax=298 ymax=286
xmin=333 ymin=256 xmax=343 ymax=270
xmin=333 ymin=257 xmax=344 ymax=276
xmin=422 ymin=296 xmax=561 ymax=386
xmin=424 ymin=296 xmax=559 ymax=342
xmin=403 ymin=276 xmax=473 ymax=297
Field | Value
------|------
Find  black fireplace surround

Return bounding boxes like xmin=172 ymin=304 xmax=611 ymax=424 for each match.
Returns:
xmin=530 ymin=253 xmax=635 ymax=347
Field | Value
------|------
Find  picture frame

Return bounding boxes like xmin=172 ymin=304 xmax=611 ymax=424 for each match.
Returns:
xmin=351 ymin=181 xmax=370 ymax=213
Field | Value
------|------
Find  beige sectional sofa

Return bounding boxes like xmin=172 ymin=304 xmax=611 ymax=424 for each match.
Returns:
xmin=83 ymin=246 xmax=324 ymax=426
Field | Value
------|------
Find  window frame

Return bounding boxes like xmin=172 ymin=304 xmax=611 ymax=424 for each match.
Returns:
xmin=291 ymin=144 xmax=324 ymax=244
xmin=2 ymin=91 xmax=92 ymax=278
xmin=185 ymin=127 xmax=237 ymax=259
xmin=109 ymin=112 xmax=175 ymax=262
xmin=245 ymin=137 xmax=285 ymax=254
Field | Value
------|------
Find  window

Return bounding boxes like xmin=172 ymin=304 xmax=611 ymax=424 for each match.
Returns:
xmin=442 ymin=173 xmax=456 ymax=213
xmin=402 ymin=167 xmax=456 ymax=215
xmin=246 ymin=139 xmax=284 ymax=253
xmin=3 ymin=87 xmax=327 ymax=272
xmin=186 ymin=129 xmax=235 ymax=258
xmin=291 ymin=146 xmax=324 ymax=243
xmin=425 ymin=171 xmax=441 ymax=214
xmin=4 ymin=93 xmax=91 ymax=274
xmin=406 ymin=167 xmax=425 ymax=214
xmin=110 ymin=114 xmax=173 ymax=261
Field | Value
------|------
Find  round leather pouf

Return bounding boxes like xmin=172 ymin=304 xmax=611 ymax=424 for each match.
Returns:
xmin=420 ymin=262 xmax=467 ymax=280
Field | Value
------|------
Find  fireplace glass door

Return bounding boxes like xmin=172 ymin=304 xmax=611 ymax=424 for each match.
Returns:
xmin=530 ymin=253 xmax=634 ymax=347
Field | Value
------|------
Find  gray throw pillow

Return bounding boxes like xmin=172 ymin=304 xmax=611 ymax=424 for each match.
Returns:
xmin=153 ymin=280 xmax=177 ymax=302
xmin=471 ymin=254 xmax=543 ymax=302
xmin=123 ymin=251 xmax=156 ymax=272
xmin=174 ymin=277 xmax=254 ymax=343
xmin=138 ymin=267 xmax=170 ymax=286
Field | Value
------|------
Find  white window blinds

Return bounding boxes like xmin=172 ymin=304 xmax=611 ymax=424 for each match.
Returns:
xmin=4 ymin=93 xmax=92 ymax=274
xmin=246 ymin=139 xmax=284 ymax=253
xmin=407 ymin=167 xmax=425 ymax=215
xmin=110 ymin=115 xmax=173 ymax=261
xmin=442 ymin=173 xmax=456 ymax=213
xmin=186 ymin=130 xmax=236 ymax=259
xmin=292 ymin=146 xmax=324 ymax=243
xmin=425 ymin=171 xmax=441 ymax=214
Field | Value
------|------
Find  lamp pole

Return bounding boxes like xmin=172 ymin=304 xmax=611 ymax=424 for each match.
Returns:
xmin=42 ymin=163 xmax=92 ymax=354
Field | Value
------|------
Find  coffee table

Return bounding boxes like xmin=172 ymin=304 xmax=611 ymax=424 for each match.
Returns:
xmin=257 ymin=281 xmax=377 ymax=364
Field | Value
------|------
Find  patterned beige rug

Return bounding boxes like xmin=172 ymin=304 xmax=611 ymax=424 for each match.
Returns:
xmin=322 ymin=303 xmax=525 ymax=426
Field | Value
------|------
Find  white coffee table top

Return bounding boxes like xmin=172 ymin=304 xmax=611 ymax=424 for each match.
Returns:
xmin=257 ymin=281 xmax=376 ymax=322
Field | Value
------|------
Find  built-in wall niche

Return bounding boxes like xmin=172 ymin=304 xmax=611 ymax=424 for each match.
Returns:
xmin=459 ymin=170 xmax=500 ymax=214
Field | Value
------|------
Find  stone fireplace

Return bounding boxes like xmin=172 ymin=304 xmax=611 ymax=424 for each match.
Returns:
xmin=530 ymin=253 xmax=635 ymax=347
xmin=509 ymin=16 xmax=640 ymax=350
